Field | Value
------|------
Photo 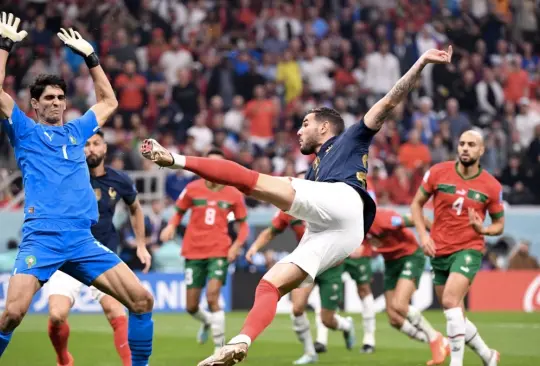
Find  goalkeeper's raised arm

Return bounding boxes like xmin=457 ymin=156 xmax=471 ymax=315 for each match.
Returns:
xmin=0 ymin=12 xmax=27 ymax=118
xmin=57 ymin=28 xmax=118 ymax=127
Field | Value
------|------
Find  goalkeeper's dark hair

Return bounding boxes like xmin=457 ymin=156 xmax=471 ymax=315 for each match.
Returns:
xmin=206 ymin=147 xmax=225 ymax=158
xmin=308 ymin=107 xmax=345 ymax=135
xmin=29 ymin=74 xmax=67 ymax=100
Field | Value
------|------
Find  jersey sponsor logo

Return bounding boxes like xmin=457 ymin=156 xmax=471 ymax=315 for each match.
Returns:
xmin=457 ymin=189 xmax=466 ymax=196
xmin=108 ymin=187 xmax=117 ymax=200
xmin=25 ymin=255 xmax=37 ymax=269
xmin=208 ymin=200 xmax=217 ymax=206
xmin=44 ymin=131 xmax=53 ymax=141
xmin=28 ymin=207 xmax=34 ymax=214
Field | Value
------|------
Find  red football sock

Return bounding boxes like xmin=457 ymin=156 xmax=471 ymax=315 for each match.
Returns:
xmin=109 ymin=316 xmax=131 ymax=366
xmin=48 ymin=319 xmax=71 ymax=365
xmin=239 ymin=279 xmax=281 ymax=342
xmin=185 ymin=156 xmax=259 ymax=195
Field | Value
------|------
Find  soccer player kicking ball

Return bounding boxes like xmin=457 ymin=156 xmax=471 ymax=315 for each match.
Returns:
xmin=366 ymin=208 xmax=449 ymax=364
xmin=141 ymin=46 xmax=452 ymax=366
xmin=47 ymin=131 xmax=150 ymax=366
xmin=160 ymin=149 xmax=249 ymax=352
xmin=0 ymin=14 xmax=154 ymax=366
xmin=411 ymin=130 xmax=502 ymax=366
xmin=246 ymin=194 xmax=353 ymax=365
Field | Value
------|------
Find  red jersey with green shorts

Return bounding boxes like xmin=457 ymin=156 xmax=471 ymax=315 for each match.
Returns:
xmin=270 ymin=210 xmax=305 ymax=241
xmin=176 ymin=179 xmax=248 ymax=259
xmin=367 ymin=208 xmax=425 ymax=291
xmin=419 ymin=161 xmax=504 ymax=285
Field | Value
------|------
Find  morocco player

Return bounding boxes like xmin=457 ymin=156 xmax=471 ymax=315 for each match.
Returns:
xmin=411 ymin=130 xmax=502 ymax=366
xmin=246 ymin=203 xmax=354 ymax=365
xmin=160 ymin=149 xmax=249 ymax=351
xmin=47 ymin=131 xmax=148 ymax=366
xmin=142 ymin=47 xmax=453 ymax=366
xmin=0 ymin=14 xmax=154 ymax=366
xmin=367 ymin=208 xmax=449 ymax=364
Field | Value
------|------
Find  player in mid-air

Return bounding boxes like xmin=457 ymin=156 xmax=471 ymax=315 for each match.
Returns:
xmin=411 ymin=130 xmax=503 ymax=366
xmin=46 ymin=130 xmax=149 ymax=366
xmin=366 ymin=207 xmax=449 ymax=364
xmin=160 ymin=148 xmax=249 ymax=352
xmin=142 ymin=45 xmax=453 ymax=366
xmin=246 ymin=175 xmax=353 ymax=365
xmin=0 ymin=13 xmax=154 ymax=366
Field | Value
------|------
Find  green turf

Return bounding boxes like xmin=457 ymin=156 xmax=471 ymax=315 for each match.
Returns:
xmin=3 ymin=311 xmax=539 ymax=365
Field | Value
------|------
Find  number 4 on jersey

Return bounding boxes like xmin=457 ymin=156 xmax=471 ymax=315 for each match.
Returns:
xmin=452 ymin=197 xmax=464 ymax=215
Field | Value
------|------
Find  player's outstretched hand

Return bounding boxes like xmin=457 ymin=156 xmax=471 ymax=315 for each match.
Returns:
xmin=420 ymin=46 xmax=453 ymax=65
xmin=0 ymin=12 xmax=28 ymax=45
xmin=136 ymin=245 xmax=152 ymax=273
xmin=57 ymin=28 xmax=94 ymax=57
xmin=420 ymin=234 xmax=436 ymax=257
xmin=160 ymin=224 xmax=176 ymax=242
xmin=140 ymin=139 xmax=174 ymax=167
xmin=468 ymin=208 xmax=484 ymax=235
xmin=245 ymin=247 xmax=258 ymax=264
xmin=228 ymin=246 xmax=240 ymax=263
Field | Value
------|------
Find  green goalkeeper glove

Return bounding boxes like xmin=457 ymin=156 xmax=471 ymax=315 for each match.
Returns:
xmin=57 ymin=28 xmax=99 ymax=68
xmin=0 ymin=12 xmax=28 ymax=52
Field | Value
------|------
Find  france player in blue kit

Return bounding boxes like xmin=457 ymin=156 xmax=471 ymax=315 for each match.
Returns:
xmin=141 ymin=39 xmax=453 ymax=365
xmin=47 ymin=131 xmax=149 ymax=366
xmin=0 ymin=13 xmax=154 ymax=366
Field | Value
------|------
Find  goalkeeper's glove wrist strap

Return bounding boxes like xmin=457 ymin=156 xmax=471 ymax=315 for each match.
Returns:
xmin=84 ymin=52 xmax=100 ymax=69
xmin=0 ymin=37 xmax=14 ymax=52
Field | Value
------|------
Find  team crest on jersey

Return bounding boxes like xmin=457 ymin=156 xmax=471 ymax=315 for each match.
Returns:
xmin=465 ymin=255 xmax=472 ymax=265
xmin=356 ymin=171 xmax=367 ymax=187
xmin=69 ymin=135 xmax=77 ymax=145
xmin=217 ymin=259 xmax=224 ymax=267
xmin=325 ymin=144 xmax=333 ymax=155
xmin=25 ymin=255 xmax=36 ymax=268
xmin=108 ymin=187 xmax=117 ymax=200
xmin=332 ymin=284 xmax=339 ymax=291
xmin=94 ymin=188 xmax=102 ymax=201
xmin=208 ymin=200 xmax=216 ymax=206
xmin=405 ymin=261 xmax=412 ymax=269
xmin=359 ymin=265 xmax=366 ymax=272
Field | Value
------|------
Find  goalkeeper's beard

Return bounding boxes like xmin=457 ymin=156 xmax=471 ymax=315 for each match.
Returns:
xmin=87 ymin=154 xmax=105 ymax=168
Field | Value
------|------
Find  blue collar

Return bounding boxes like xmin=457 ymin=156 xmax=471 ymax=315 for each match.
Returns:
xmin=317 ymin=136 xmax=338 ymax=158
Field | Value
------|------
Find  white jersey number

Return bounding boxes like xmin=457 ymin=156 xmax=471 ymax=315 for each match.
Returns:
xmin=452 ymin=197 xmax=464 ymax=216
xmin=204 ymin=207 xmax=216 ymax=225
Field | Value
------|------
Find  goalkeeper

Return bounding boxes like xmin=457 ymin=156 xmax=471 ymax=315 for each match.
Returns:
xmin=0 ymin=13 xmax=154 ymax=366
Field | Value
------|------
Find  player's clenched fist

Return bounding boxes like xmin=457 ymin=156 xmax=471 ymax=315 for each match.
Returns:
xmin=420 ymin=233 xmax=436 ymax=257
xmin=0 ymin=12 xmax=27 ymax=52
xmin=160 ymin=224 xmax=176 ymax=242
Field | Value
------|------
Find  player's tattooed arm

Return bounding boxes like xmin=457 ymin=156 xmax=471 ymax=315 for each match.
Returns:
xmin=364 ymin=47 xmax=453 ymax=131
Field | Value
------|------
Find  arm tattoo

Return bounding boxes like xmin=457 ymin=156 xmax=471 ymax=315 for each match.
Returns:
xmin=370 ymin=61 xmax=425 ymax=130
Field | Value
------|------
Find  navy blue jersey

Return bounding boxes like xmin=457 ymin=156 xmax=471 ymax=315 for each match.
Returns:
xmin=91 ymin=166 xmax=137 ymax=253
xmin=1 ymin=104 xmax=99 ymax=229
xmin=305 ymin=119 xmax=377 ymax=232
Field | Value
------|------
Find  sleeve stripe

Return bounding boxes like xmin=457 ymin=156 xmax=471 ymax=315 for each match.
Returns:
xmin=270 ymin=225 xmax=284 ymax=234
xmin=490 ymin=211 xmax=504 ymax=219
xmin=419 ymin=186 xmax=431 ymax=196
xmin=236 ymin=216 xmax=247 ymax=222
xmin=402 ymin=215 xmax=413 ymax=227
xmin=176 ymin=206 xmax=187 ymax=214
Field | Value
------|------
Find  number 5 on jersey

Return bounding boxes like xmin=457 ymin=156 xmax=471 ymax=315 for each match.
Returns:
xmin=452 ymin=197 xmax=464 ymax=215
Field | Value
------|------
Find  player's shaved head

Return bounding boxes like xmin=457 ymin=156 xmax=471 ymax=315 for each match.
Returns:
xmin=298 ymin=107 xmax=345 ymax=155
xmin=207 ymin=147 xmax=225 ymax=159
xmin=85 ymin=133 xmax=107 ymax=169
xmin=457 ymin=129 xmax=485 ymax=167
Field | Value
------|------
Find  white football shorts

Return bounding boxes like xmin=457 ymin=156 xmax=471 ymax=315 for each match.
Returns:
xmin=279 ymin=179 xmax=365 ymax=285
xmin=48 ymin=270 xmax=106 ymax=304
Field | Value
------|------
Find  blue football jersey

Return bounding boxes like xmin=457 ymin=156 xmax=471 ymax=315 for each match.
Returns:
xmin=91 ymin=166 xmax=137 ymax=252
xmin=305 ymin=119 xmax=377 ymax=231
xmin=2 ymin=104 xmax=100 ymax=227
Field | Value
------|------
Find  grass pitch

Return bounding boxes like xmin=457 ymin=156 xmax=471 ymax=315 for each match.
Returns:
xmin=3 ymin=311 xmax=539 ymax=365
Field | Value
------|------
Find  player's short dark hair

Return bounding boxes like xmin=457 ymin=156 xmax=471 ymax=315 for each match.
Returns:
xmin=309 ymin=107 xmax=345 ymax=135
xmin=95 ymin=130 xmax=104 ymax=138
xmin=29 ymin=74 xmax=67 ymax=100
xmin=206 ymin=147 xmax=225 ymax=158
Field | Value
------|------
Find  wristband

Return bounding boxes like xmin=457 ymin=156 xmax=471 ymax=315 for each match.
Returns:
xmin=0 ymin=37 xmax=14 ymax=52
xmin=84 ymin=52 xmax=100 ymax=69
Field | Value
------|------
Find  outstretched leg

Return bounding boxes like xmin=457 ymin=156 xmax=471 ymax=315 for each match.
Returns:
xmin=100 ymin=294 xmax=131 ymax=366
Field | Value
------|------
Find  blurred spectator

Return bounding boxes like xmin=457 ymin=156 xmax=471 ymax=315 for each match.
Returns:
xmin=387 ymin=165 xmax=414 ymax=205
xmin=187 ymin=112 xmax=213 ymax=153
xmin=244 ymin=85 xmax=279 ymax=151
xmin=224 ymin=95 xmax=245 ymax=135
xmin=508 ymin=241 xmax=539 ymax=270
xmin=429 ymin=134 xmax=450 ymax=164
xmin=398 ymin=129 xmax=432 ymax=171
xmin=172 ymin=68 xmax=201 ymax=122
xmin=365 ymin=41 xmax=400 ymax=97
xmin=301 ymin=45 xmax=334 ymax=94
xmin=443 ymin=98 xmax=471 ymax=140
xmin=0 ymin=239 xmax=18 ymax=272
xmin=114 ymin=60 xmax=148 ymax=120
xmin=160 ymin=35 xmax=193 ymax=85
xmin=515 ymin=97 xmax=540 ymax=148
xmin=276 ymin=49 xmax=302 ymax=104
xmin=476 ymin=67 xmax=504 ymax=117
xmin=503 ymin=56 xmax=529 ymax=104
xmin=412 ymin=96 xmax=439 ymax=141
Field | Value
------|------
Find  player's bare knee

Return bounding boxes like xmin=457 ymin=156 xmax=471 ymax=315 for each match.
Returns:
xmin=320 ymin=311 xmax=335 ymax=328
xmin=441 ymin=294 xmax=460 ymax=310
xmin=186 ymin=303 xmax=199 ymax=314
xmin=386 ymin=309 xmax=402 ymax=329
xmin=357 ymin=284 xmax=371 ymax=298
xmin=206 ymin=292 xmax=220 ymax=312
xmin=391 ymin=298 xmax=409 ymax=317
xmin=2 ymin=305 xmax=27 ymax=330
xmin=292 ymin=304 xmax=305 ymax=317
xmin=128 ymin=288 xmax=154 ymax=314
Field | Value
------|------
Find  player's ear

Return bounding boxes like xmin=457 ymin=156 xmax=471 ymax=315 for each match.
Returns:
xmin=30 ymin=98 xmax=39 ymax=110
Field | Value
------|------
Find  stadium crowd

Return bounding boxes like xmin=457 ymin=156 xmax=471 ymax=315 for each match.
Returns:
xmin=0 ymin=0 xmax=540 ymax=270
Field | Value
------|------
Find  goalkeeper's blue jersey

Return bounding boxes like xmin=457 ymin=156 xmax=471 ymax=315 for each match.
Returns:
xmin=1 ymin=104 xmax=99 ymax=228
